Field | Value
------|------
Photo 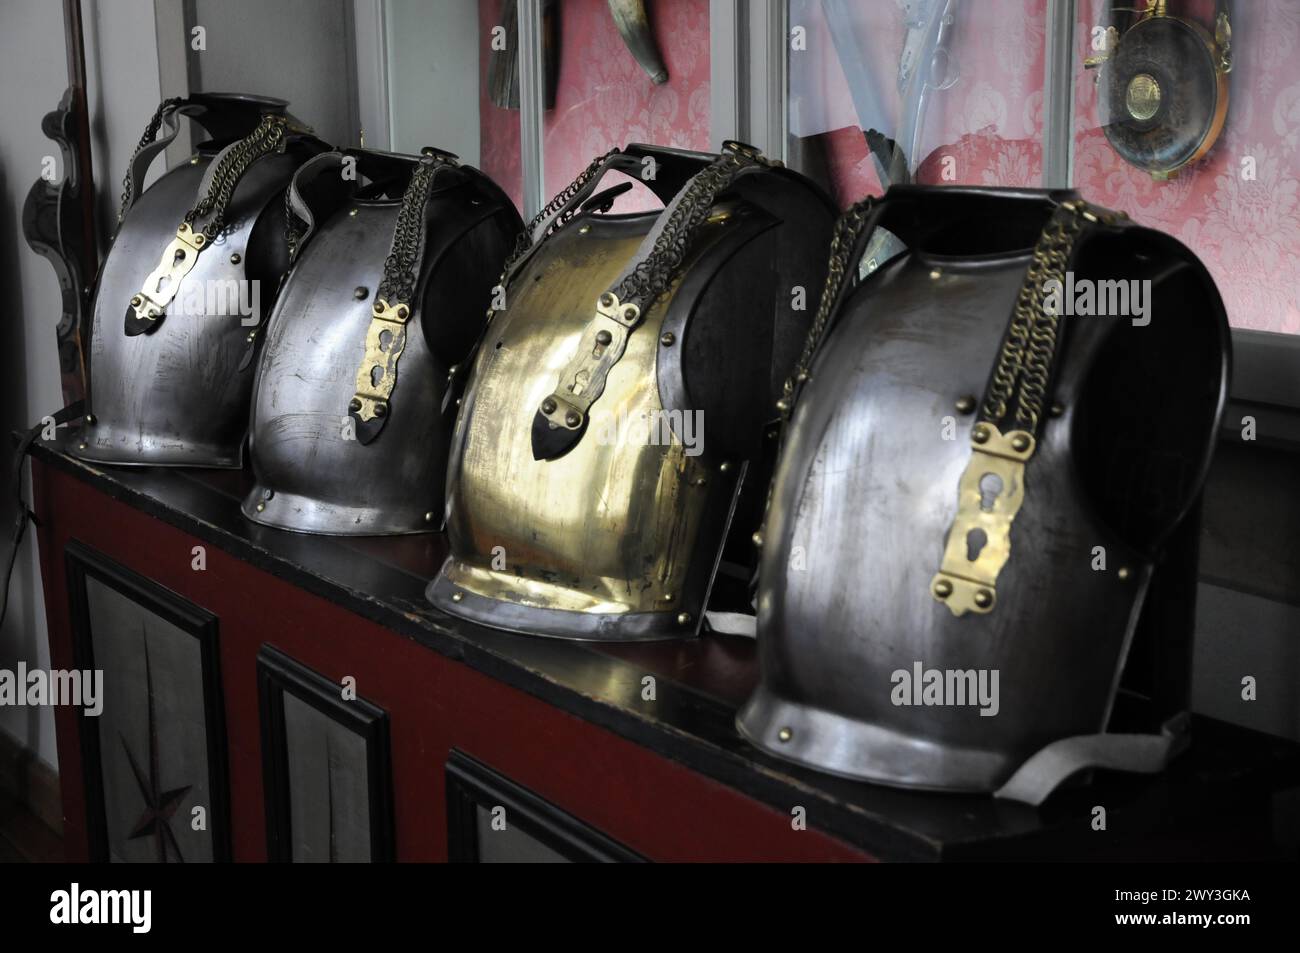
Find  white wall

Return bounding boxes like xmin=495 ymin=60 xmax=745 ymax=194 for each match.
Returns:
xmin=385 ymin=0 xmax=480 ymax=162
xmin=0 ymin=0 xmax=365 ymax=775
xmin=0 ymin=0 xmax=162 ymax=770
xmin=189 ymin=0 xmax=359 ymax=147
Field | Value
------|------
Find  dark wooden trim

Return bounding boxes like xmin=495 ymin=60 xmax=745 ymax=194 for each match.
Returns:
xmin=257 ymin=644 xmax=394 ymax=863
xmin=446 ymin=750 xmax=644 ymax=863
xmin=63 ymin=539 xmax=230 ymax=862
xmin=31 ymin=442 xmax=1300 ymax=860
xmin=0 ymin=728 xmax=62 ymax=836
xmin=1231 ymin=329 xmax=1300 ymax=411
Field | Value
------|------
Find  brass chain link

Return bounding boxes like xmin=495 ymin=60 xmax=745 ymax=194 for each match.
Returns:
xmin=499 ymin=147 xmax=621 ymax=281
xmin=779 ymin=195 xmax=875 ymax=418
xmin=284 ymin=184 xmax=303 ymax=261
xmin=377 ymin=154 xmax=452 ymax=305
xmin=117 ymin=97 xmax=187 ymax=225
xmin=182 ymin=113 xmax=290 ymax=241
xmin=614 ymin=141 xmax=771 ymax=309
xmin=980 ymin=199 xmax=1124 ymax=435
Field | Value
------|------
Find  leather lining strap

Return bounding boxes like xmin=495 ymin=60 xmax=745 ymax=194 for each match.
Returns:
xmin=995 ymin=713 xmax=1191 ymax=806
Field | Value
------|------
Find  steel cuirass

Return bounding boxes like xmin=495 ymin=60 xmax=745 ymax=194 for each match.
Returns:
xmin=242 ymin=148 xmax=522 ymax=535
xmin=76 ymin=93 xmax=326 ymax=468
xmin=738 ymin=187 xmax=1229 ymax=803
xmin=427 ymin=142 xmax=836 ymax=640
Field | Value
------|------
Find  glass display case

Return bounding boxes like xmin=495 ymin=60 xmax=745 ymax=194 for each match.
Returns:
xmin=384 ymin=0 xmax=709 ymax=218
xmin=785 ymin=0 xmax=1300 ymax=336
xmin=786 ymin=0 xmax=1051 ymax=205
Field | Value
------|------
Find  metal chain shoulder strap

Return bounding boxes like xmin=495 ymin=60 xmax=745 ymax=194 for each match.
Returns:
xmin=347 ymin=153 xmax=456 ymax=443
xmin=979 ymin=199 xmax=1123 ymax=437
xmin=117 ymin=97 xmax=186 ymax=225
xmin=532 ymin=142 xmax=774 ymax=457
xmin=183 ymin=113 xmax=291 ymax=240
xmin=284 ymin=184 xmax=304 ymax=262
xmin=777 ymin=195 xmax=876 ymax=419
xmin=613 ymin=143 xmax=770 ymax=311
xmin=490 ymin=148 xmax=622 ymax=306
xmin=124 ymin=113 xmax=293 ymax=335
xmin=932 ymin=197 xmax=1127 ymax=618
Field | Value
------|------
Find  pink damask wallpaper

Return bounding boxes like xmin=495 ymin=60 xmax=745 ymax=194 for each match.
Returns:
xmin=1073 ymin=0 xmax=1300 ymax=334
xmin=808 ymin=0 xmax=1048 ymax=205
xmin=477 ymin=0 xmax=710 ymax=216
xmin=814 ymin=0 xmax=1299 ymax=333
xmin=478 ymin=0 xmax=524 ymax=212
xmin=542 ymin=0 xmax=711 ymax=212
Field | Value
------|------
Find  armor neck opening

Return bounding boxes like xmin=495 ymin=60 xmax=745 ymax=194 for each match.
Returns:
xmin=875 ymin=187 xmax=1068 ymax=259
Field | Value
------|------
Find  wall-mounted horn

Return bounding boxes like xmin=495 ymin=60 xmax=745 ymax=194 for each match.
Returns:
xmin=609 ymin=0 xmax=668 ymax=85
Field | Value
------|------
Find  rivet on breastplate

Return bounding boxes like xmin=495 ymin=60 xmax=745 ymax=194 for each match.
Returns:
xmin=660 ymin=593 xmax=674 ymax=602
xmin=752 ymin=531 xmax=764 ymax=548
xmin=955 ymin=396 xmax=976 ymax=415
xmin=777 ymin=727 xmax=793 ymax=743
xmin=933 ymin=578 xmax=953 ymax=599
xmin=84 ymin=414 xmax=96 ymax=427
xmin=1010 ymin=434 xmax=1031 ymax=453
xmin=451 ymin=591 xmax=464 ymax=603
xmin=930 ymin=268 xmax=942 ymax=280
xmin=255 ymin=502 xmax=266 ymax=513
xmin=720 ymin=461 xmax=731 ymax=473
xmin=130 ymin=295 xmax=142 ymax=307
xmin=354 ymin=286 xmax=369 ymax=300
xmin=349 ymin=208 xmax=358 ymax=217
xmin=1117 ymin=567 xmax=1131 ymax=581
xmin=229 ymin=252 xmax=241 ymax=265
xmin=676 ymin=612 xmax=691 ymax=626
xmin=971 ymin=424 xmax=991 ymax=444
xmin=77 ymin=442 xmax=87 ymax=451
xmin=349 ymin=398 xmax=363 ymax=412
xmin=973 ymin=588 xmax=994 ymax=609
xmin=1050 ymin=402 xmax=1065 ymax=418
xmin=578 ymin=224 xmax=591 ymax=234
xmin=424 ymin=512 xmax=435 ymax=523
xmin=596 ymin=329 xmax=612 ymax=346
xmin=564 ymin=410 xmax=581 ymax=428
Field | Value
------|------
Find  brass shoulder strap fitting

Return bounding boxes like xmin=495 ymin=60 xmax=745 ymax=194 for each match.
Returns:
xmin=124 ymin=113 xmax=290 ymax=336
xmin=347 ymin=152 xmax=454 ymax=444
xmin=530 ymin=142 xmax=771 ymax=461
xmin=931 ymin=198 xmax=1124 ymax=617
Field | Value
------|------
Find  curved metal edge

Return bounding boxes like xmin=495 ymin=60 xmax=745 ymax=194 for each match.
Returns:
xmin=427 ymin=566 xmax=700 ymax=642
xmin=736 ymin=684 xmax=1017 ymax=794
xmin=240 ymin=486 xmax=436 ymax=537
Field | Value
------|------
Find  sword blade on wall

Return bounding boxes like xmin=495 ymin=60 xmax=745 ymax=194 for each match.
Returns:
xmin=821 ymin=0 xmax=959 ymax=188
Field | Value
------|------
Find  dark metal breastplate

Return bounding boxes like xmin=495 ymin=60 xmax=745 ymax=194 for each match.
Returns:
xmin=244 ymin=151 xmax=521 ymax=535
xmin=740 ymin=186 xmax=1229 ymax=795
xmin=78 ymin=98 xmax=323 ymax=467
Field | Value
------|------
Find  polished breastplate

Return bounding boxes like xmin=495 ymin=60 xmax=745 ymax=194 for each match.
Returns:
xmin=77 ymin=94 xmax=324 ymax=468
xmin=429 ymin=143 xmax=836 ymax=640
xmin=244 ymin=149 xmax=521 ymax=534
xmin=739 ymin=186 xmax=1230 ymax=800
